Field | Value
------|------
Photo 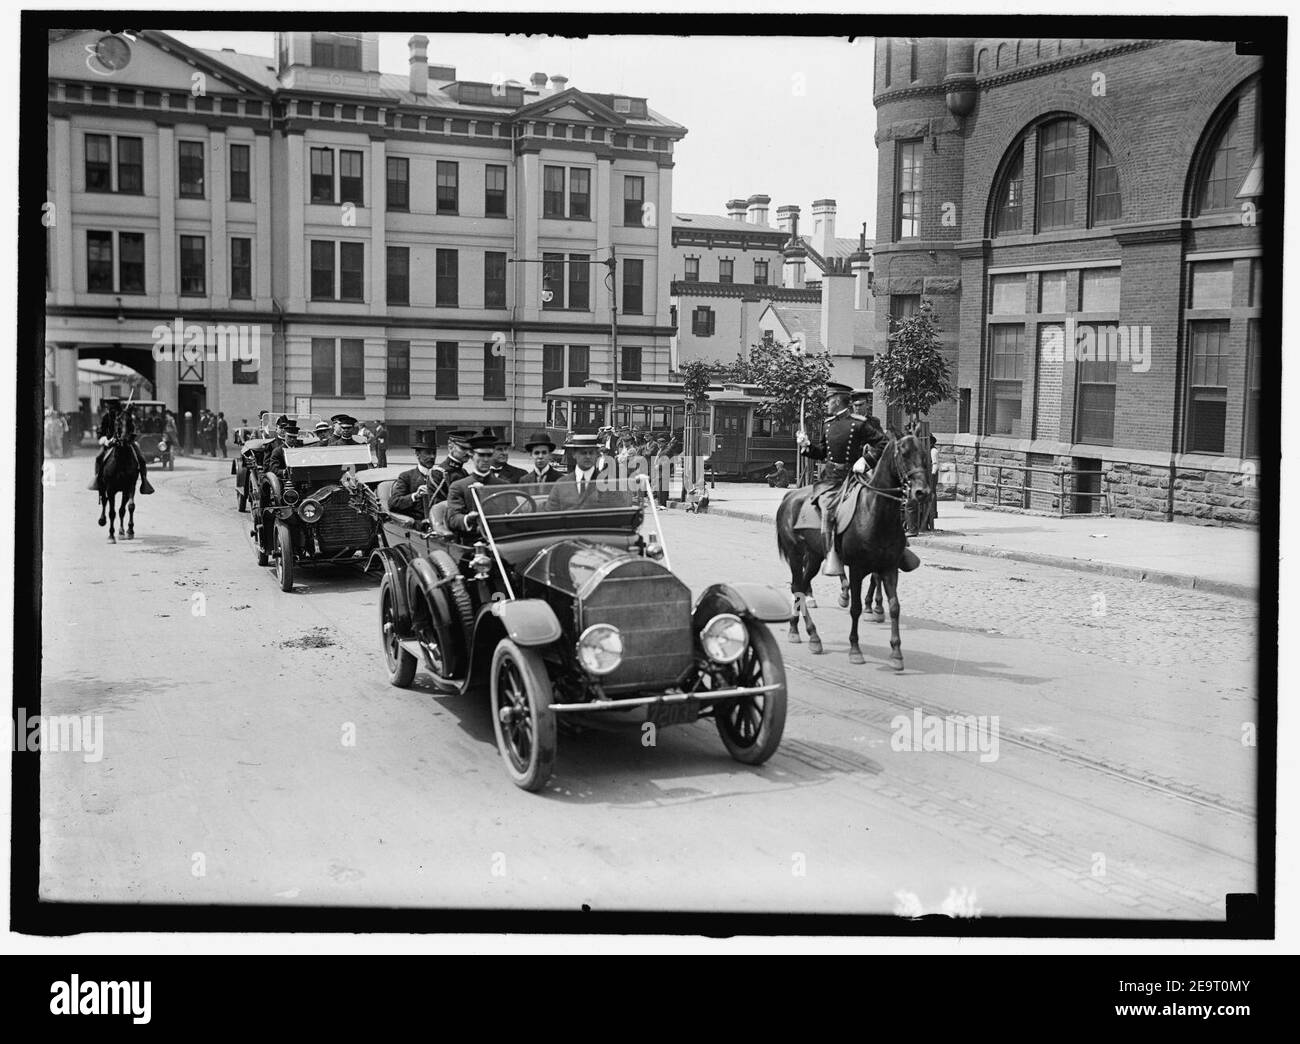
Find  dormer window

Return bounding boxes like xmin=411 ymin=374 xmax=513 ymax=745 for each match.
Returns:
xmin=311 ymin=32 xmax=361 ymax=71
xmin=612 ymin=97 xmax=648 ymax=118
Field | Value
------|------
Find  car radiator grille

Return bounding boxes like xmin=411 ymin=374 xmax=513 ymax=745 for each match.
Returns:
xmin=314 ymin=489 xmax=374 ymax=550
xmin=580 ymin=566 xmax=694 ymax=693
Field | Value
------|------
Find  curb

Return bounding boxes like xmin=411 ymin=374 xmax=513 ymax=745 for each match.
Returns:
xmin=700 ymin=505 xmax=1256 ymax=601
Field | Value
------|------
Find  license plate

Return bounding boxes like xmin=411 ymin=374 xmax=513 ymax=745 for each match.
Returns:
xmin=648 ymin=699 xmax=699 ymax=727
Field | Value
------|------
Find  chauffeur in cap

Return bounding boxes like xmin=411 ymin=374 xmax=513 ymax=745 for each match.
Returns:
xmin=387 ymin=428 xmax=441 ymax=521
xmin=427 ymin=429 xmax=476 ymax=505
xmin=264 ymin=417 xmax=302 ymax=482
xmin=797 ymin=382 xmax=888 ymax=577
xmin=446 ymin=431 xmax=513 ymax=537
xmin=326 ymin=413 xmax=364 ymax=446
xmin=520 ymin=432 xmax=563 ymax=485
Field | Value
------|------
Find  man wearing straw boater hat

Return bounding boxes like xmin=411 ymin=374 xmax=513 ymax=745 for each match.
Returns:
xmin=546 ymin=432 xmax=609 ymax=511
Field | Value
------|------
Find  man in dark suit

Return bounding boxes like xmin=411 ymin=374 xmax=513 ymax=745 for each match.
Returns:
xmin=490 ymin=436 xmax=527 ymax=482
xmin=387 ymin=428 xmax=441 ymax=522
xmin=520 ymin=432 xmax=563 ymax=484
xmin=264 ymin=417 xmax=301 ymax=481
xmin=445 ymin=433 xmax=512 ymax=537
xmin=545 ymin=434 xmax=609 ymax=511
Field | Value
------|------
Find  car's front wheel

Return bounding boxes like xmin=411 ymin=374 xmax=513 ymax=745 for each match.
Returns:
xmin=275 ymin=522 xmax=295 ymax=592
xmin=490 ymin=639 xmax=557 ymax=792
xmin=380 ymin=576 xmax=416 ymax=688
xmin=714 ymin=621 xmax=787 ymax=765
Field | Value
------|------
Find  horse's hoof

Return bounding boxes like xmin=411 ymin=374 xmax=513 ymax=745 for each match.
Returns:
xmin=838 ymin=592 xmax=850 ymax=609
xmin=848 ymin=648 xmax=865 ymax=665
xmin=809 ymin=639 xmax=824 ymax=655
xmin=788 ymin=633 xmax=802 ymax=644
xmin=97 ymin=518 xmax=106 ymax=527
xmin=805 ymin=597 xmax=817 ymax=609
xmin=873 ymin=612 xmax=886 ymax=623
xmin=892 ymin=661 xmax=905 ymax=672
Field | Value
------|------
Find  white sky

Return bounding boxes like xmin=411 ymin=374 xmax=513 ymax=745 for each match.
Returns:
xmin=166 ymin=31 xmax=878 ymax=242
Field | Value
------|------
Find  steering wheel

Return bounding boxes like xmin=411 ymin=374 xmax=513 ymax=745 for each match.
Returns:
xmin=477 ymin=488 xmax=538 ymax=515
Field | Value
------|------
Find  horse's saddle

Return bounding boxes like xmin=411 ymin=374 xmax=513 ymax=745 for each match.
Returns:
xmin=794 ymin=479 xmax=867 ymax=536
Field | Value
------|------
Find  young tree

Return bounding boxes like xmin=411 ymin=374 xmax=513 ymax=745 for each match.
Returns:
xmin=875 ymin=297 xmax=955 ymax=426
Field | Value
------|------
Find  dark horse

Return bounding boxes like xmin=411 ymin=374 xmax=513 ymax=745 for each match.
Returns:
xmin=776 ymin=434 xmax=931 ymax=669
xmin=97 ymin=422 xmax=139 ymax=542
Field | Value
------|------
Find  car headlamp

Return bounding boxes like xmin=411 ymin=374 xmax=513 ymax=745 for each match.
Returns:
xmin=577 ymin=623 xmax=623 ymax=676
xmin=297 ymin=499 xmax=322 ymax=523
xmin=701 ymin=613 xmax=747 ymax=664
xmin=282 ymin=485 xmax=300 ymax=505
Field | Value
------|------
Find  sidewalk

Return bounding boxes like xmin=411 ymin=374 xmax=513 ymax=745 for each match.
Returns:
xmin=687 ymin=484 xmax=1261 ymax=600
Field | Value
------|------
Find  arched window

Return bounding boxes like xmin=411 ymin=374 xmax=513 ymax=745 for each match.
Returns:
xmin=992 ymin=145 xmax=1025 ymax=235
xmin=1090 ymin=134 xmax=1122 ymax=225
xmin=1037 ymin=117 xmax=1077 ymax=230
xmin=977 ymin=49 xmax=987 ymax=74
xmin=1196 ymin=102 xmax=1240 ymax=213
xmin=997 ymin=43 xmax=1009 ymax=69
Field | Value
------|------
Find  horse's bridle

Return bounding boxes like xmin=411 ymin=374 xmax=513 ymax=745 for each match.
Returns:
xmin=860 ymin=438 xmax=929 ymax=503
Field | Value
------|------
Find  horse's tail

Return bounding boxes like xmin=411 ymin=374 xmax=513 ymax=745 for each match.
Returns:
xmin=775 ymin=489 xmax=800 ymax=567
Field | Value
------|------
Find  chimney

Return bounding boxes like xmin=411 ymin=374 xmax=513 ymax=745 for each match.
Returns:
xmin=746 ymin=193 xmax=771 ymax=226
xmin=850 ymin=223 xmax=873 ymax=310
xmin=549 ymin=74 xmax=569 ymax=93
xmin=776 ymin=205 xmax=801 ymax=236
xmin=408 ymin=34 xmax=429 ymax=97
xmin=530 ymin=71 xmax=549 ymax=94
xmin=821 ymin=257 xmax=856 ymax=358
xmin=726 ymin=198 xmax=748 ymax=222
xmin=783 ymin=237 xmax=806 ymax=290
xmin=812 ymin=199 xmax=837 ymax=260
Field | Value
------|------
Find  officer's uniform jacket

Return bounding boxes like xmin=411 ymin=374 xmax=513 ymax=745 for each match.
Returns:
xmin=428 ymin=455 xmax=468 ymax=505
xmin=801 ymin=409 xmax=887 ymax=486
xmin=325 ymin=433 xmax=365 ymax=447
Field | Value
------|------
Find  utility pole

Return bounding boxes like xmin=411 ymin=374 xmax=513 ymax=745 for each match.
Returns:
xmin=607 ymin=244 xmax=619 ymax=427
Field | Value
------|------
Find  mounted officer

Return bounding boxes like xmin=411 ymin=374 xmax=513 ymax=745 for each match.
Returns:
xmin=89 ymin=399 xmax=155 ymax=495
xmin=797 ymin=383 xmax=887 ymax=577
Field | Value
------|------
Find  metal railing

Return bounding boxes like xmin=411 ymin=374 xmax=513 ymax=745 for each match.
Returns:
xmin=969 ymin=462 xmax=1110 ymax=517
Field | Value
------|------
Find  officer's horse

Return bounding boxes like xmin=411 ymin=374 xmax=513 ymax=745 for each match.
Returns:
xmin=97 ymin=416 xmax=139 ymax=542
xmin=776 ymin=434 xmax=930 ymax=669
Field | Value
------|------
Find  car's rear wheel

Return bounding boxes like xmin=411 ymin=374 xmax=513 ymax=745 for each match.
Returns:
xmin=714 ymin=621 xmax=787 ymax=765
xmin=237 ymin=475 xmax=249 ymax=512
xmin=380 ymin=576 xmax=416 ymax=688
xmin=275 ymin=522 xmax=295 ymax=592
xmin=491 ymin=640 xmax=557 ymax=792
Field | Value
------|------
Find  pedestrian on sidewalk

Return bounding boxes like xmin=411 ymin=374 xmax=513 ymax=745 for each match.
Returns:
xmin=374 ymin=420 xmax=388 ymax=467
xmin=923 ymin=434 xmax=939 ymax=532
xmin=766 ymin=460 xmax=791 ymax=488
xmin=217 ymin=412 xmax=229 ymax=457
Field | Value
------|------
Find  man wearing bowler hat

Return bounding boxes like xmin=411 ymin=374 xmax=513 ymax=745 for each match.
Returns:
xmin=388 ymin=428 xmax=441 ymax=521
xmin=446 ymin=431 xmax=513 ymax=537
xmin=490 ymin=434 xmax=527 ymax=483
xmin=521 ymin=432 xmax=563 ymax=484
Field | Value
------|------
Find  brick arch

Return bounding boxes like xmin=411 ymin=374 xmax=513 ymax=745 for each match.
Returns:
xmin=973 ymin=90 xmax=1137 ymax=237
xmin=1174 ymin=64 xmax=1260 ymax=216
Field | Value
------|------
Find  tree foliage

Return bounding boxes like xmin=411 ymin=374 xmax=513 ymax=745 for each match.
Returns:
xmin=875 ymin=297 xmax=955 ymax=422
xmin=746 ymin=336 xmax=835 ymax=432
xmin=677 ymin=360 xmax=714 ymax=412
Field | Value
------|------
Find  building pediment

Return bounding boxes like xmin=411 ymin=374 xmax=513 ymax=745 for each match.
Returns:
xmin=48 ymin=29 xmax=269 ymax=96
xmin=517 ymin=87 xmax=622 ymax=124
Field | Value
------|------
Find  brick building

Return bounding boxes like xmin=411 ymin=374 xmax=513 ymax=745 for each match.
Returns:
xmin=872 ymin=37 xmax=1264 ymax=525
xmin=46 ymin=30 xmax=684 ymax=445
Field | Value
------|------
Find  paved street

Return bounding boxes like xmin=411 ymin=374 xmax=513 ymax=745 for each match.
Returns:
xmin=38 ymin=450 xmax=1257 ymax=917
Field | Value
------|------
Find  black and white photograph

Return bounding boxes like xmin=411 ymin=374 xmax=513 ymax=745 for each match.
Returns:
xmin=13 ymin=8 xmax=1287 ymax=954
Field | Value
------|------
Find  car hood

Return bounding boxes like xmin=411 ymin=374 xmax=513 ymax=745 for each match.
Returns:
xmin=521 ymin=540 xmax=661 ymax=599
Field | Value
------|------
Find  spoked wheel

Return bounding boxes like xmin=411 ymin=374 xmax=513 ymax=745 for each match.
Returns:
xmin=713 ymin=621 xmax=788 ymax=765
xmin=237 ymin=476 xmax=248 ymax=512
xmin=379 ymin=576 xmax=416 ymax=688
xmin=253 ymin=511 xmax=270 ymax=567
xmin=490 ymin=640 xmax=557 ymax=792
xmin=275 ymin=522 xmax=295 ymax=592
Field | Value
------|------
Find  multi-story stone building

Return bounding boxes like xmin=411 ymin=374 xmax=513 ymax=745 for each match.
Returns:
xmin=872 ymin=36 xmax=1264 ymax=525
xmin=46 ymin=30 xmax=684 ymax=444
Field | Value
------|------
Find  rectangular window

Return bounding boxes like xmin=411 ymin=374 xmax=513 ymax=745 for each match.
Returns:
xmin=484 ymin=251 xmax=507 ymax=308
xmin=436 ymin=248 xmax=458 ymax=307
xmin=684 ymin=257 xmax=699 ymax=282
xmin=621 ymin=345 xmax=642 ymax=382
xmin=118 ymin=232 xmax=145 ymax=293
xmin=117 ymin=137 xmax=143 ymax=194
xmin=1249 ymin=257 xmax=1262 ymax=307
xmin=542 ymin=345 xmax=565 ymax=395
xmin=754 ymin=259 xmax=769 ymax=285
xmin=339 ymin=242 xmax=364 ymax=301
xmin=310 ymin=147 xmax=334 ymax=203
xmin=568 ymin=254 xmax=590 ymax=310
xmin=1186 ymin=320 xmax=1230 ymax=454
xmin=386 ymin=156 xmax=409 ymax=211
xmin=179 ymin=141 xmax=205 ymax=198
xmin=85 ymin=134 xmax=111 ymax=192
xmin=986 ymin=324 xmax=1024 ymax=435
xmin=485 ymin=164 xmax=507 ymax=216
xmin=229 ymin=143 xmax=250 ymax=200
xmin=232 ymin=359 xmax=258 ymax=385
xmin=890 ymin=294 xmax=921 ymax=327
xmin=313 ymin=32 xmax=361 ymax=70
xmin=386 ymin=246 xmax=409 ymax=305
xmin=483 ymin=342 xmax=506 ymax=400
xmin=435 ymin=341 xmax=459 ymax=399
xmin=569 ymin=168 xmax=590 ymax=219
xmin=1037 ymin=119 xmax=1076 ymax=231
xmin=624 ymin=175 xmax=645 ymax=226
xmin=339 ymin=150 xmax=363 ymax=206
xmin=1038 ymin=271 xmax=1068 ymax=313
xmin=622 ymin=258 xmax=644 ymax=315
xmin=86 ymin=231 xmax=114 ymax=291
xmin=692 ymin=307 xmax=715 ymax=336
xmin=1244 ymin=320 xmax=1260 ymax=458
xmin=1090 ymin=137 xmax=1121 ymax=225
xmin=568 ymin=345 xmax=589 ymax=387
xmin=311 ymin=337 xmax=335 ymax=396
xmin=990 ymin=274 xmax=1026 ymax=315
xmin=718 ymin=259 xmax=734 ymax=284
xmin=436 ymin=160 xmax=458 ymax=214
xmin=1075 ymin=324 xmax=1118 ymax=445
xmin=386 ymin=340 xmax=410 ymax=398
xmin=339 ymin=338 xmax=365 ymax=396
xmin=543 ymin=166 xmax=565 ymax=218
xmin=230 ymin=237 xmax=252 ymax=299
xmin=310 ymin=240 xmax=335 ymax=299
xmin=1189 ymin=260 xmax=1234 ymax=309
xmin=896 ymin=140 xmax=922 ymax=238
xmin=180 ymin=235 xmax=206 ymax=295
xmin=1080 ymin=268 xmax=1120 ymax=312
xmin=542 ymin=252 xmax=565 ymax=309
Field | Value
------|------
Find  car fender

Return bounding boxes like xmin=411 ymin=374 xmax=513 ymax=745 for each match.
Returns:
xmin=487 ymin=599 xmax=562 ymax=647
xmin=405 ymin=556 xmax=443 ymax=612
xmin=368 ymin=547 xmax=411 ymax=629
xmin=693 ymin=582 xmax=791 ymax=626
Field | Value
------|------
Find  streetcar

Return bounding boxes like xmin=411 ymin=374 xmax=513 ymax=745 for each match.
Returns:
xmin=543 ymin=379 xmax=798 ymax=481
